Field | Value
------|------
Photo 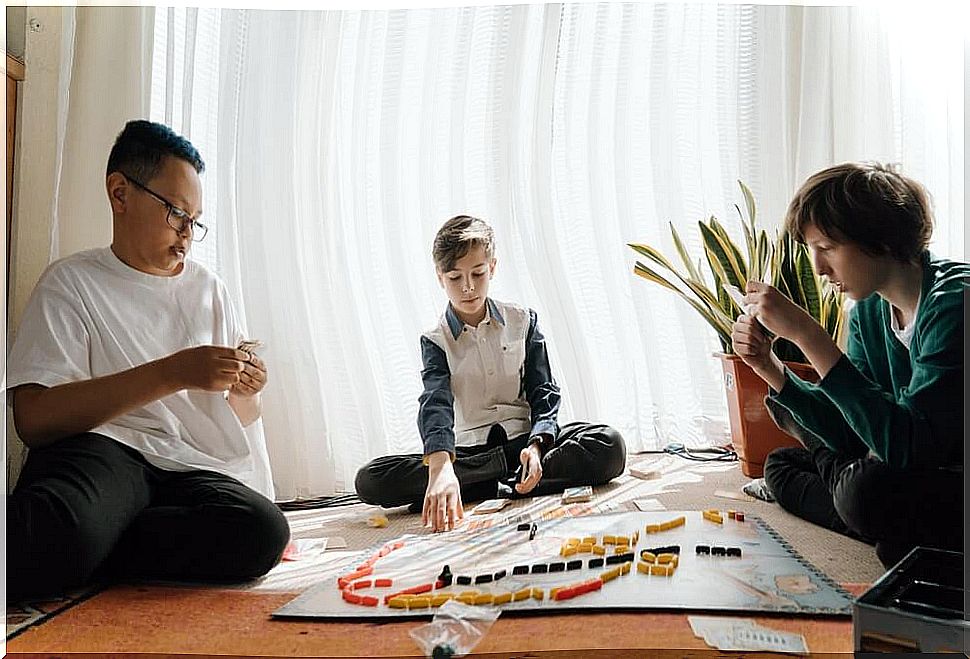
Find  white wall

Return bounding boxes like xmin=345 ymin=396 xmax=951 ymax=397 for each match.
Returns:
xmin=7 ymin=6 xmax=152 ymax=489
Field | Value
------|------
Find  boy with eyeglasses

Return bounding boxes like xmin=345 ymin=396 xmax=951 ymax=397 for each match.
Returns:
xmin=355 ymin=215 xmax=627 ymax=532
xmin=7 ymin=120 xmax=289 ymax=603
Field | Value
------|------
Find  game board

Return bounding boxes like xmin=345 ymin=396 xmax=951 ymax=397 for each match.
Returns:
xmin=274 ymin=510 xmax=853 ymax=619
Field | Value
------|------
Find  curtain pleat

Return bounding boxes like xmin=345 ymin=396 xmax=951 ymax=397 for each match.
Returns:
xmin=148 ymin=4 xmax=963 ymax=498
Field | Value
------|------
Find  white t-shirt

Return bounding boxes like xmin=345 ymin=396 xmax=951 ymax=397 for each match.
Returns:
xmin=6 ymin=247 xmax=275 ymax=499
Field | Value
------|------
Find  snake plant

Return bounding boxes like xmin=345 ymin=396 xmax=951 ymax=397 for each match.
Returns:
xmin=629 ymin=181 xmax=845 ymax=363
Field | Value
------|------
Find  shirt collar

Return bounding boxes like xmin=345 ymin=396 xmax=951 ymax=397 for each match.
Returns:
xmin=444 ymin=298 xmax=506 ymax=340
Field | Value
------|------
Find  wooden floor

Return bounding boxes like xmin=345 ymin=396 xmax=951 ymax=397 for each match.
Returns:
xmin=7 ymin=584 xmax=866 ymax=658
xmin=8 ymin=460 xmax=880 ymax=657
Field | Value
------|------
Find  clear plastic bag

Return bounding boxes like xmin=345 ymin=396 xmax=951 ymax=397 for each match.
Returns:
xmin=408 ymin=599 xmax=501 ymax=658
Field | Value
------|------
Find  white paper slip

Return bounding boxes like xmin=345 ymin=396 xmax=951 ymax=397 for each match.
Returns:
xmin=733 ymin=626 xmax=809 ymax=654
xmin=633 ymin=498 xmax=666 ymax=512
xmin=714 ymin=488 xmax=753 ymax=502
xmin=688 ymin=616 xmax=809 ymax=655
xmin=688 ymin=615 xmax=756 ymax=639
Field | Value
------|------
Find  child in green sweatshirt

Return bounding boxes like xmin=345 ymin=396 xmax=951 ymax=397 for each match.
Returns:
xmin=732 ymin=162 xmax=966 ymax=569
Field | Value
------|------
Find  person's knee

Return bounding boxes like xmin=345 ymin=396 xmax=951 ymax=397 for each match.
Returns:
xmin=233 ymin=495 xmax=291 ymax=579
xmin=596 ymin=426 xmax=627 ymax=482
xmin=605 ymin=428 xmax=626 ymax=480
xmin=763 ymin=447 xmax=804 ymax=494
xmin=9 ymin=489 xmax=115 ymax=598
xmin=832 ymin=461 xmax=885 ymax=540
xmin=354 ymin=462 xmax=384 ymax=506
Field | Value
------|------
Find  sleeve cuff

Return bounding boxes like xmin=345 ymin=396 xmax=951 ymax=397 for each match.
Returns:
xmin=530 ymin=420 xmax=558 ymax=439
xmin=422 ymin=450 xmax=456 ymax=466
xmin=422 ymin=433 xmax=456 ymax=463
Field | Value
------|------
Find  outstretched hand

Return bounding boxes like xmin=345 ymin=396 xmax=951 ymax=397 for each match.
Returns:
xmin=423 ymin=454 xmax=464 ymax=532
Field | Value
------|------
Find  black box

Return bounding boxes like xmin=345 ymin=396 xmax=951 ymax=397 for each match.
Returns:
xmin=853 ymin=547 xmax=967 ymax=653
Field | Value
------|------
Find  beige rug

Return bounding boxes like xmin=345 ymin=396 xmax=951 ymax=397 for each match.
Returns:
xmin=255 ymin=455 xmax=885 ymax=595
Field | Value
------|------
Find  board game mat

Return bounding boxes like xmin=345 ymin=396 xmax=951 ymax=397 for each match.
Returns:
xmin=275 ymin=509 xmax=853 ymax=619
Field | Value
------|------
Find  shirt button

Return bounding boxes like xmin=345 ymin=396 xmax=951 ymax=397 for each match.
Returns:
xmin=487 ymin=370 xmax=494 ymax=376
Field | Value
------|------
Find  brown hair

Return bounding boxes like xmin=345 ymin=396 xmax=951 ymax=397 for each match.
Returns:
xmin=784 ymin=162 xmax=933 ymax=263
xmin=432 ymin=215 xmax=495 ymax=272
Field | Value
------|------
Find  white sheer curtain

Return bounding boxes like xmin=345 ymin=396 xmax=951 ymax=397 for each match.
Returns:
xmin=148 ymin=4 xmax=963 ymax=500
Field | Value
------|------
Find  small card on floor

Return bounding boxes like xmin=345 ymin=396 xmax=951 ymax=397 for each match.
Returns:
xmin=472 ymin=498 xmax=511 ymax=514
xmin=633 ymin=498 xmax=666 ymax=512
xmin=561 ymin=486 xmax=593 ymax=504
xmin=630 ymin=466 xmax=662 ymax=480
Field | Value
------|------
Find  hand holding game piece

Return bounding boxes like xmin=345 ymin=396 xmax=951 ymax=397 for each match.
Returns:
xmin=229 ymin=344 xmax=267 ymax=398
xmin=237 ymin=338 xmax=264 ymax=355
xmin=516 ymin=443 xmax=543 ymax=494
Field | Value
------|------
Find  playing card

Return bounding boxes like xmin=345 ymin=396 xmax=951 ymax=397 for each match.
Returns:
xmin=237 ymin=339 xmax=264 ymax=354
xmin=722 ymin=283 xmax=747 ymax=310
xmin=561 ymin=486 xmax=593 ymax=504
xmin=472 ymin=498 xmax=511 ymax=514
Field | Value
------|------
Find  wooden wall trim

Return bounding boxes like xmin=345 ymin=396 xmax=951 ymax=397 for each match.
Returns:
xmin=6 ymin=54 xmax=25 ymax=81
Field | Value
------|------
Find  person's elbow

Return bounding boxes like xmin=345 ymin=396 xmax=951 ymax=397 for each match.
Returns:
xmin=11 ymin=385 xmax=56 ymax=448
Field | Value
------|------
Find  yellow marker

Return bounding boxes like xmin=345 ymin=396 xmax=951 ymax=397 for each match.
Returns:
xmin=582 ymin=536 xmax=597 ymax=545
xmin=656 ymin=552 xmax=676 ymax=564
xmin=646 ymin=524 xmax=661 ymax=533
xmin=387 ymin=596 xmax=409 ymax=608
xmin=408 ymin=596 xmax=430 ymax=609
xmin=669 ymin=515 xmax=686 ymax=529
xmin=561 ymin=545 xmax=578 ymax=557
xmin=531 ymin=588 xmax=545 ymax=601
xmin=619 ymin=562 xmax=632 ymax=575
xmin=703 ymin=510 xmax=724 ymax=524
xmin=457 ymin=593 xmax=477 ymax=605
xmin=650 ymin=564 xmax=671 ymax=577
xmin=566 ymin=537 xmax=581 ymax=547
xmin=615 ymin=536 xmax=630 ymax=547
xmin=637 ymin=561 xmax=651 ymax=574
xmin=577 ymin=542 xmax=594 ymax=553
xmin=460 ymin=590 xmax=479 ymax=598
xmin=601 ymin=567 xmax=621 ymax=583
xmin=614 ymin=545 xmax=630 ymax=555
xmin=474 ymin=593 xmax=494 ymax=606
xmin=592 ymin=545 xmax=606 ymax=556
xmin=493 ymin=592 xmax=513 ymax=605
xmin=640 ymin=551 xmax=657 ymax=563
xmin=549 ymin=587 xmax=562 ymax=600
xmin=513 ymin=588 xmax=532 ymax=602
xmin=366 ymin=513 xmax=389 ymax=528
xmin=431 ymin=594 xmax=452 ymax=607
xmin=603 ymin=535 xmax=616 ymax=545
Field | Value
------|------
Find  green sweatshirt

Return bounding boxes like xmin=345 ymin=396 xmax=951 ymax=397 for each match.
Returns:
xmin=770 ymin=252 xmax=968 ymax=469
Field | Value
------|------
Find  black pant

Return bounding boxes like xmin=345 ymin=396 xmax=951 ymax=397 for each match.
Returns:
xmin=762 ymin=399 xmax=963 ymax=569
xmin=355 ymin=421 xmax=626 ymax=508
xmin=7 ymin=433 xmax=290 ymax=604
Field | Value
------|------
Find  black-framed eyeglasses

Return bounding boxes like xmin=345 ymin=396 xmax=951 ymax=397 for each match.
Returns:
xmin=123 ymin=174 xmax=209 ymax=242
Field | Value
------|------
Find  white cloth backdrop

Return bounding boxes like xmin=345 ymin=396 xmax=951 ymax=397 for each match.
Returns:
xmin=140 ymin=4 xmax=961 ymax=500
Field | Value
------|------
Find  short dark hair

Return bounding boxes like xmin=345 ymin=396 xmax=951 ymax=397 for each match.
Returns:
xmin=784 ymin=162 xmax=933 ymax=263
xmin=432 ymin=215 xmax=495 ymax=272
xmin=106 ymin=120 xmax=205 ymax=182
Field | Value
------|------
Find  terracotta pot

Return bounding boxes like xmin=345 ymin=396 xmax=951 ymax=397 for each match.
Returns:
xmin=716 ymin=353 xmax=819 ymax=478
